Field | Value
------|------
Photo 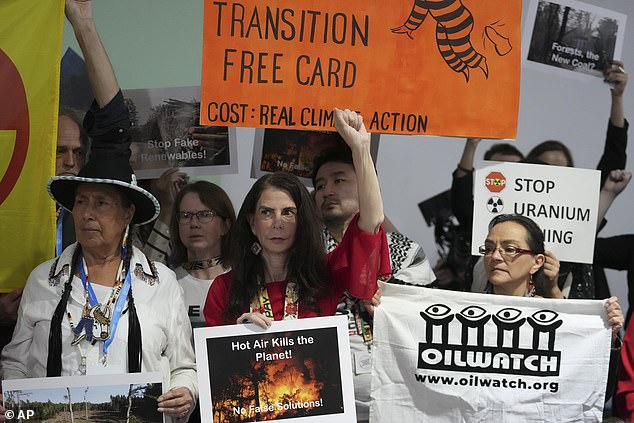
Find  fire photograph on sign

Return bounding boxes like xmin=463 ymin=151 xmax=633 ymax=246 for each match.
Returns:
xmin=258 ymin=129 xmax=343 ymax=177
xmin=525 ymin=0 xmax=624 ymax=78
xmin=251 ymin=128 xmax=380 ymax=185
xmin=206 ymin=328 xmax=344 ymax=422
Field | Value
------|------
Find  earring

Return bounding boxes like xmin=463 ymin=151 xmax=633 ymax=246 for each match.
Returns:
xmin=122 ymin=225 xmax=130 ymax=247
xmin=250 ymin=241 xmax=262 ymax=255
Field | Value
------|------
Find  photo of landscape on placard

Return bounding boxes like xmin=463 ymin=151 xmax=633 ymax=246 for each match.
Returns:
xmin=527 ymin=0 xmax=620 ymax=77
xmin=3 ymin=382 xmax=163 ymax=423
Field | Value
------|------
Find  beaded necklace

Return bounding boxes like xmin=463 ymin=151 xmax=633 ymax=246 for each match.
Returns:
xmin=66 ymin=253 xmax=131 ymax=373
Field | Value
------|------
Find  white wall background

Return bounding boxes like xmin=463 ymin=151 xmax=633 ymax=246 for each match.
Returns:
xmin=63 ymin=0 xmax=633 ymax=303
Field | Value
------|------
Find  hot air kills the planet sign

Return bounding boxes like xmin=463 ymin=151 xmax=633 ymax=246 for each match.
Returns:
xmin=194 ymin=316 xmax=356 ymax=422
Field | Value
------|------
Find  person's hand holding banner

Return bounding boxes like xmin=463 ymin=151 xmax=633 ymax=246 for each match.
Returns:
xmin=363 ymin=284 xmax=382 ymax=317
xmin=237 ymin=311 xmax=273 ymax=329
xmin=605 ymin=296 xmax=624 ymax=340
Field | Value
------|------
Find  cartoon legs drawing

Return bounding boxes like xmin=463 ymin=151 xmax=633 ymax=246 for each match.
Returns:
xmin=392 ymin=0 xmax=488 ymax=82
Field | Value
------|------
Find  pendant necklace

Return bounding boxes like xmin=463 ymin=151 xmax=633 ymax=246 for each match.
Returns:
xmin=66 ymin=250 xmax=132 ymax=371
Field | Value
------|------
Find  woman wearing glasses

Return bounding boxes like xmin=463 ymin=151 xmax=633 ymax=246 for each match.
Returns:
xmin=169 ymin=181 xmax=236 ymax=328
xmin=481 ymin=214 xmax=624 ymax=407
xmin=481 ymin=215 xmax=622 ymax=316
xmin=480 ymin=214 xmax=562 ymax=299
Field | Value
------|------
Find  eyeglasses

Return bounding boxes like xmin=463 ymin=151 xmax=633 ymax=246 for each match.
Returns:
xmin=177 ymin=210 xmax=217 ymax=224
xmin=478 ymin=245 xmax=534 ymax=258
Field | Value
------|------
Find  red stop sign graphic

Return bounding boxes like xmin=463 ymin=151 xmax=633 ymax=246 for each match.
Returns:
xmin=485 ymin=171 xmax=506 ymax=193
xmin=0 ymin=48 xmax=30 ymax=206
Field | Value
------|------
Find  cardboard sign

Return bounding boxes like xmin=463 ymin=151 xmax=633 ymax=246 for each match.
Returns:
xmin=194 ymin=316 xmax=356 ymax=422
xmin=472 ymin=162 xmax=600 ymax=263
xmin=201 ymin=0 xmax=521 ymax=137
xmin=371 ymin=283 xmax=611 ymax=422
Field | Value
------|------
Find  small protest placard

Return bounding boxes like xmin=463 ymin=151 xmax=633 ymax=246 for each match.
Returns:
xmin=522 ymin=0 xmax=626 ymax=81
xmin=3 ymin=372 xmax=164 ymax=423
xmin=472 ymin=162 xmax=600 ymax=263
xmin=123 ymin=86 xmax=239 ymax=179
xmin=194 ymin=316 xmax=355 ymax=423
xmin=251 ymin=128 xmax=379 ymax=186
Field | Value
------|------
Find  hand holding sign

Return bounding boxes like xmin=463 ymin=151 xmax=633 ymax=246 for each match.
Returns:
xmin=153 ymin=168 xmax=189 ymax=224
xmin=542 ymin=251 xmax=563 ymax=299
xmin=604 ymin=296 xmax=624 ymax=339
xmin=363 ymin=284 xmax=382 ymax=317
xmin=237 ymin=311 xmax=273 ymax=329
xmin=333 ymin=108 xmax=369 ymax=150
xmin=157 ymin=387 xmax=194 ymax=419
xmin=604 ymin=60 xmax=628 ymax=97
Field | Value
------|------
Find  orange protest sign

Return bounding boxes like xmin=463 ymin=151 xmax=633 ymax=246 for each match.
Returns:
xmin=201 ymin=0 xmax=521 ymax=138
xmin=0 ymin=0 xmax=63 ymax=291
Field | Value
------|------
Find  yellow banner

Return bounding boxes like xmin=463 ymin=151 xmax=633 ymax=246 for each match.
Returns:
xmin=0 ymin=0 xmax=64 ymax=291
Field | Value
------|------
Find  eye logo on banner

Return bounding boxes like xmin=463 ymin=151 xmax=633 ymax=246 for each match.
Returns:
xmin=418 ymin=304 xmax=562 ymax=377
xmin=485 ymin=171 xmax=506 ymax=193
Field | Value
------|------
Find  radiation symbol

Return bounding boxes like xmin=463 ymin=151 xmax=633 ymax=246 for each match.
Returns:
xmin=487 ymin=196 xmax=504 ymax=213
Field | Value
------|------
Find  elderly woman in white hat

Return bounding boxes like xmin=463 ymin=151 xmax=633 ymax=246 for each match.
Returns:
xmin=0 ymin=90 xmax=197 ymax=421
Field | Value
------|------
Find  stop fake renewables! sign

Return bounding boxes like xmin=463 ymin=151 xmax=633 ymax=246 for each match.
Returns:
xmin=472 ymin=162 xmax=600 ymax=263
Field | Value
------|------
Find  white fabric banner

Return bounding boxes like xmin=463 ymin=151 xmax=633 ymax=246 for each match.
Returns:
xmin=371 ymin=283 xmax=611 ymax=422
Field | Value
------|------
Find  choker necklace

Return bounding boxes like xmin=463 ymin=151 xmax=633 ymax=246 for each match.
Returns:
xmin=184 ymin=256 xmax=222 ymax=270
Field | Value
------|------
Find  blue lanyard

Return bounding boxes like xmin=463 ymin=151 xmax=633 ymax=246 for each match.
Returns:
xmin=78 ymin=250 xmax=132 ymax=356
xmin=56 ymin=208 xmax=65 ymax=257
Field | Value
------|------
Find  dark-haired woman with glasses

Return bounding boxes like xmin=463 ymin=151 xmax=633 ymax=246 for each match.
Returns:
xmin=481 ymin=214 xmax=624 ymax=406
xmin=480 ymin=214 xmax=623 ymax=328
xmin=480 ymin=214 xmax=561 ymax=298
xmin=169 ymin=181 xmax=236 ymax=328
